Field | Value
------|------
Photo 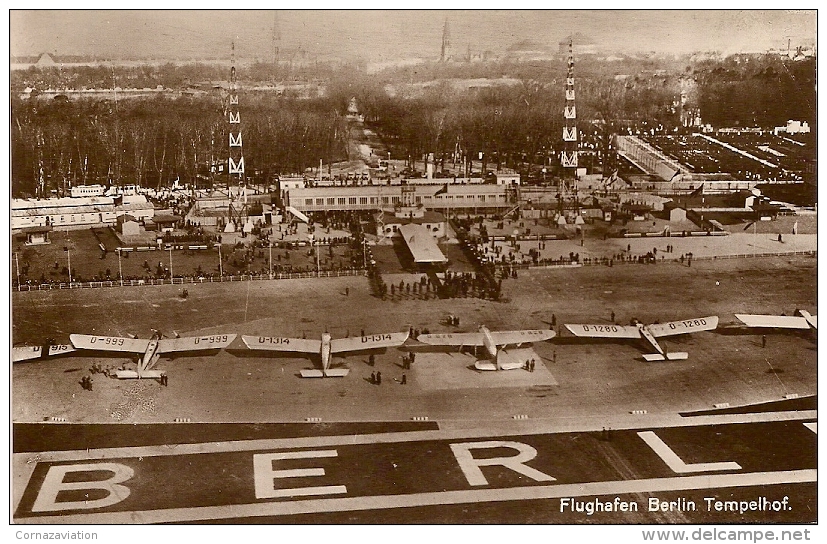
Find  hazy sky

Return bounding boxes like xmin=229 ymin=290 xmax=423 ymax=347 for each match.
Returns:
xmin=10 ymin=9 xmax=817 ymax=62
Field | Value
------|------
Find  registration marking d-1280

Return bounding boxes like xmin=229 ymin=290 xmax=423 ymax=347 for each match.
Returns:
xmin=13 ymin=416 xmax=817 ymax=523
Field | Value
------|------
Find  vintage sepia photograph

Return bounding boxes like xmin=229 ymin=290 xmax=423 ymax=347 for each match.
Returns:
xmin=8 ymin=7 xmax=817 ymax=535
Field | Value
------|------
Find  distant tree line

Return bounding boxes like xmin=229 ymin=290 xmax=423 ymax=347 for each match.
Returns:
xmin=11 ymin=94 xmax=348 ymax=197
xmin=10 ymin=53 xmax=815 ymax=195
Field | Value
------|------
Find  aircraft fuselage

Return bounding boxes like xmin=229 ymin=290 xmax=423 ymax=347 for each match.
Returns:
xmin=320 ymin=332 xmax=332 ymax=372
xmin=141 ymin=336 xmax=162 ymax=372
xmin=480 ymin=326 xmax=499 ymax=359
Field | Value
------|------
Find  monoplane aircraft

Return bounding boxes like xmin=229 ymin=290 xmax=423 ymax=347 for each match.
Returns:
xmin=242 ymin=330 xmax=410 ymax=377
xmin=564 ymin=316 xmax=719 ymax=361
xmin=69 ymin=331 xmax=236 ymax=378
xmin=416 ymin=325 xmax=556 ymax=371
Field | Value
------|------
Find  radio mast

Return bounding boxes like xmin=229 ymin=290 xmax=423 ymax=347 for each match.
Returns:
xmin=227 ymin=40 xmax=247 ymax=229
xmin=560 ymin=37 xmax=579 ymax=202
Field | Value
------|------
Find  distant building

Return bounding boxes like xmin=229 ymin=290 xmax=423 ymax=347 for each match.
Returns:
xmin=495 ymin=173 xmax=521 ymax=185
xmin=152 ymin=214 xmax=181 ymax=233
xmin=375 ymin=207 xmax=447 ymax=239
xmin=116 ymin=214 xmax=142 ymax=236
xmin=11 ymin=195 xmax=155 ymax=231
xmin=287 ymin=184 xmax=513 ymax=214
xmin=22 ymin=225 xmax=52 ymax=245
xmin=774 ymin=120 xmax=811 ymax=136
xmin=70 ymin=184 xmax=106 ymax=198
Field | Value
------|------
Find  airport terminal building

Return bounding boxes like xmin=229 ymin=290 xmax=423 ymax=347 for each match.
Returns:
xmin=285 ymin=183 xmax=518 ymax=215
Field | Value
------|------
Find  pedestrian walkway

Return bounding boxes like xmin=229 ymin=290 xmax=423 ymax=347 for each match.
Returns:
xmin=488 ymin=233 xmax=815 ymax=267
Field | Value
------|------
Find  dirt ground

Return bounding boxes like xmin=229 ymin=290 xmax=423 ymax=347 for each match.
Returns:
xmin=11 ymin=254 xmax=816 ymax=424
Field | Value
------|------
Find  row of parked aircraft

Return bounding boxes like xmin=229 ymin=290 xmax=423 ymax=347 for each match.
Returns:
xmin=12 ymin=310 xmax=816 ymax=379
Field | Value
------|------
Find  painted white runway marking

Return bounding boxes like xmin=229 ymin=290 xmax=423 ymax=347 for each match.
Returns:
xmin=15 ymin=469 xmax=816 ymax=524
xmin=638 ymin=431 xmax=742 ymax=473
xmin=253 ymin=450 xmax=347 ymax=499
xmin=13 ymin=410 xmax=816 ymax=464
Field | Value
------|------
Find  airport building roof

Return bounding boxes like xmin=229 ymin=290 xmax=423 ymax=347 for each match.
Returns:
xmin=398 ymin=223 xmax=447 ymax=264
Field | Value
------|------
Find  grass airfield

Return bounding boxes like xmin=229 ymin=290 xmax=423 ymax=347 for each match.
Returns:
xmin=12 ymin=255 xmax=816 ymax=424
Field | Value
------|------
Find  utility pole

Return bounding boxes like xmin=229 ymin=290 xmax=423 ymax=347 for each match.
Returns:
xmin=169 ymin=246 xmax=173 ymax=282
xmin=14 ymin=252 xmax=20 ymax=287
xmin=269 ymin=242 xmax=273 ymax=279
xmin=118 ymin=249 xmax=123 ymax=286
xmin=218 ymin=243 xmax=223 ymax=278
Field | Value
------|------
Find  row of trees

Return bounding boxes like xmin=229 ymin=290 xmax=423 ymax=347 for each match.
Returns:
xmin=11 ymin=53 xmax=815 ymax=196
xmin=340 ymin=72 xmax=678 ymax=175
xmin=11 ymin=94 xmax=349 ymax=197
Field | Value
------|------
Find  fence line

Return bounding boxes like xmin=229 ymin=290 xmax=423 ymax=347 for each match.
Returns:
xmin=12 ymin=250 xmax=816 ymax=292
xmin=14 ymin=269 xmax=367 ymax=292
xmin=490 ymin=249 xmax=816 ymax=272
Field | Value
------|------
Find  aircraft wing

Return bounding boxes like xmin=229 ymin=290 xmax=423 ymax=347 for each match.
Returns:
xmin=416 ymin=332 xmax=486 ymax=346
xmin=70 ymin=334 xmax=150 ymax=353
xmin=564 ymin=324 xmax=641 ymax=338
xmin=158 ymin=334 xmax=237 ymax=353
xmin=331 ymin=332 xmax=410 ymax=354
xmin=242 ymin=335 xmax=321 ymax=354
xmin=13 ymin=346 xmax=43 ymax=362
xmin=48 ymin=344 xmax=76 ymax=356
xmin=648 ymin=316 xmax=719 ymax=337
xmin=488 ymin=329 xmax=556 ymax=345
xmin=735 ymin=314 xmax=811 ymax=330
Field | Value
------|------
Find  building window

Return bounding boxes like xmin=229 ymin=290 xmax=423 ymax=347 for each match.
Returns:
xmin=338 ymin=197 xmax=346 ymax=205
xmin=487 ymin=195 xmax=496 ymax=201
xmin=382 ymin=197 xmax=389 ymax=204
xmin=391 ymin=197 xmax=399 ymax=203
xmin=305 ymin=199 xmax=313 ymax=206
xmin=349 ymin=197 xmax=357 ymax=205
xmin=416 ymin=196 xmax=422 ymax=203
xmin=327 ymin=198 xmax=335 ymax=205
xmin=316 ymin=198 xmax=324 ymax=205
xmin=360 ymin=197 xmax=368 ymax=205
xmin=478 ymin=195 xmax=485 ymax=201
xmin=370 ymin=197 xmax=377 ymax=204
